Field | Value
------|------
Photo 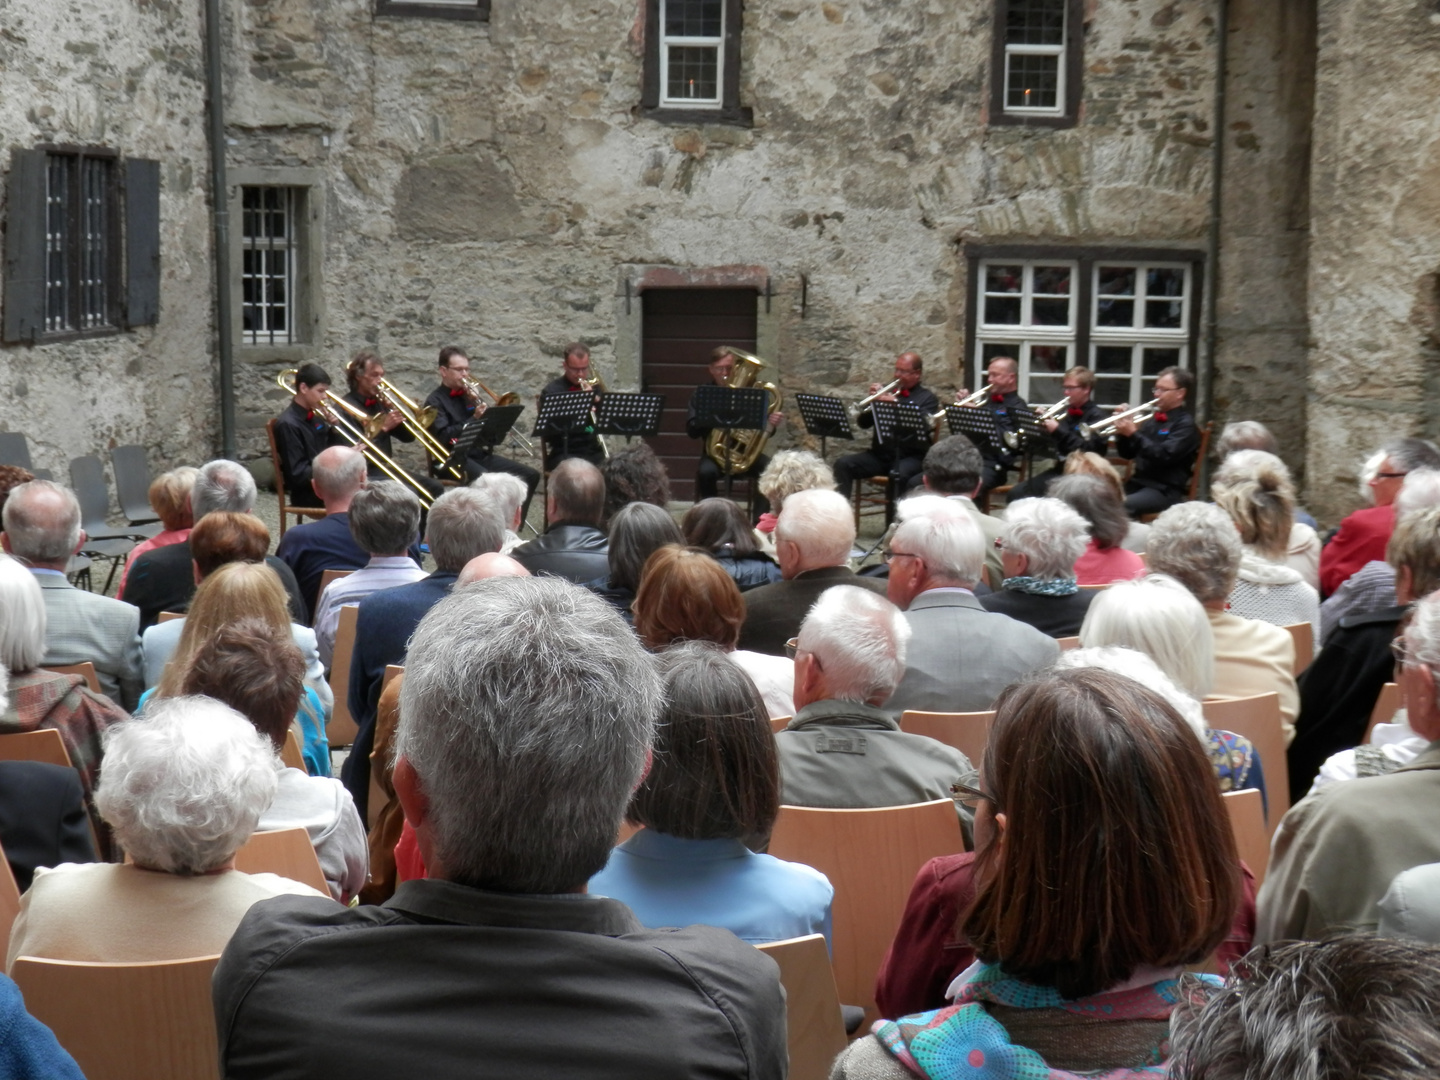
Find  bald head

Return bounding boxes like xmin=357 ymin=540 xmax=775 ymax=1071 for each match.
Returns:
xmin=457 ymin=552 xmax=531 ymax=586
xmin=312 ymin=446 xmax=366 ymax=509
xmin=986 ymin=355 xmax=1018 ymax=394
xmin=1 ymin=480 xmax=82 ymax=568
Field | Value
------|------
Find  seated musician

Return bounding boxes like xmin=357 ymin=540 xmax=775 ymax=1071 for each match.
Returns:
xmin=961 ymin=355 xmax=1028 ymax=496
xmin=342 ymin=351 xmax=444 ymax=502
xmin=539 ymin=343 xmax=607 ymax=469
xmin=273 ymin=363 xmax=343 ymax=509
xmin=687 ymin=347 xmax=784 ymax=520
xmin=1114 ymin=365 xmax=1199 ymax=517
xmin=1007 ymin=364 xmax=1109 ymax=500
xmin=424 ymin=346 xmax=540 ymax=518
xmin=832 ymin=351 xmax=938 ymax=514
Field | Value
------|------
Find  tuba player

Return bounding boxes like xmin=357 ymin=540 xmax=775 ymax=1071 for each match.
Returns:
xmin=687 ymin=346 xmax=784 ymax=520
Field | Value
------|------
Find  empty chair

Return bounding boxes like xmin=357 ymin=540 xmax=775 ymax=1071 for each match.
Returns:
xmin=1203 ymin=692 xmax=1288 ymax=832
xmin=109 ymin=446 xmax=161 ymax=527
xmin=67 ymin=456 xmax=139 ymax=592
xmin=326 ymin=605 xmax=361 ymax=748
xmin=0 ymin=433 xmax=33 ymax=471
xmin=899 ymin=710 xmax=992 ymax=767
xmin=756 ymin=934 xmax=847 ymax=1080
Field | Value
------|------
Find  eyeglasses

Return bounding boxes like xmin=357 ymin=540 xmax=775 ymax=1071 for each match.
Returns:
xmin=952 ymin=781 xmax=997 ymax=810
xmin=884 ymin=549 xmax=921 ymax=565
xmin=1373 ymin=472 xmax=1409 ymax=481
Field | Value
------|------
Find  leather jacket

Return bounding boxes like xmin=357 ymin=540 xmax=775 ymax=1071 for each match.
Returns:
xmin=513 ymin=522 xmax=610 ymax=585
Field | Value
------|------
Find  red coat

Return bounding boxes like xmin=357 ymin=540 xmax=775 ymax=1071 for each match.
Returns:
xmin=1320 ymin=504 xmax=1395 ymax=597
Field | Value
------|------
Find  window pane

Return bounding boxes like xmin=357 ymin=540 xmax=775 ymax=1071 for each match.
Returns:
xmin=1096 ymin=266 xmax=1136 ymax=296
xmin=1142 ymin=348 xmax=1181 ymax=375
xmin=80 ymin=157 xmax=110 ymax=328
xmin=1094 ymin=345 xmax=1132 ymax=375
xmin=240 ymin=186 xmax=298 ymax=346
xmin=981 ymin=343 xmax=1022 ymax=366
xmin=984 ymin=296 xmax=1022 ymax=324
xmin=1144 ymin=299 xmax=1183 ymax=329
xmin=666 ymin=46 xmax=719 ymax=100
xmin=1032 ymin=265 xmax=1070 ymax=295
xmin=1147 ymin=267 xmax=1185 ymax=297
xmin=985 ymin=265 xmax=1023 ymax=293
xmin=1092 ymin=378 xmax=1130 ymax=407
xmin=1031 ymin=298 xmax=1069 ymax=326
xmin=1096 ymin=297 xmax=1135 ymax=328
xmin=1029 ymin=375 xmax=1064 ymax=403
xmin=665 ymin=0 xmax=722 ymax=37
xmin=1030 ymin=344 xmax=1067 ymax=375
xmin=1006 ymin=53 xmax=1059 ymax=109
xmin=1006 ymin=0 xmax=1065 ymax=45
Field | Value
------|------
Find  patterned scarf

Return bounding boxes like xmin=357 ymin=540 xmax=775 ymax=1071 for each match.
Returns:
xmin=1002 ymin=576 xmax=1079 ymax=596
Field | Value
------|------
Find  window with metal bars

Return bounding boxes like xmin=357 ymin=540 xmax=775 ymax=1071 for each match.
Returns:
xmin=240 ymin=187 xmax=300 ymax=347
xmin=42 ymin=151 xmax=119 ymax=334
xmin=641 ymin=0 xmax=750 ymax=126
xmin=990 ymin=0 xmax=1082 ymax=129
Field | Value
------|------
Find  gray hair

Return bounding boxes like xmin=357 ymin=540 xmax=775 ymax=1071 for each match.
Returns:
xmin=1079 ymin=574 xmax=1215 ymax=698
xmin=757 ymin=450 xmax=834 ymax=510
xmin=96 ymin=696 xmax=278 ymax=875
xmin=311 ymin=446 xmax=366 ymax=501
xmin=1000 ymin=497 xmax=1089 ymax=580
xmin=1383 ymin=437 xmax=1440 ymax=475
xmin=775 ymin=488 xmax=855 ymax=567
xmin=607 ymin=502 xmax=684 ymax=593
xmin=425 ymin=487 xmax=504 ymax=572
xmin=893 ymin=494 xmax=985 ymax=584
xmin=0 ymin=480 xmax=81 ymax=562
xmin=396 ymin=577 xmax=663 ymax=893
xmin=550 ymin=458 xmax=605 ymax=526
xmin=192 ymin=459 xmax=258 ymax=519
xmin=1405 ymin=587 xmax=1440 ymax=674
xmin=470 ymin=471 xmax=527 ymax=528
xmin=1214 ymin=420 xmax=1278 ymax=459
xmin=1211 ymin=449 xmax=1295 ymax=561
xmin=1396 ymin=468 xmax=1440 ymax=519
xmin=0 ymin=554 xmax=46 ymax=672
xmin=1146 ymin=501 xmax=1242 ymax=603
xmin=1050 ymin=474 xmax=1129 ymax=550
xmin=922 ymin=436 xmax=984 ymax=496
xmin=1054 ymin=645 xmax=1207 ymax=745
xmin=1360 ymin=449 xmax=1387 ymax=503
xmin=796 ymin=585 xmax=910 ymax=705
xmin=348 ymin=481 xmax=421 ymax=557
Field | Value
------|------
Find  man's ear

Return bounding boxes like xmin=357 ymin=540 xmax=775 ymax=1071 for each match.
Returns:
xmin=0 ymin=534 xmax=11 ymax=556
xmin=393 ymin=755 xmax=431 ymax=830
xmin=73 ymin=531 xmax=87 ymax=557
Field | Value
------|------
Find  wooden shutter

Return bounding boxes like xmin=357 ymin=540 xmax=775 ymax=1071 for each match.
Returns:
xmin=3 ymin=149 xmax=47 ymax=343
xmin=720 ymin=0 xmax=745 ymax=121
xmin=640 ymin=0 xmax=662 ymax=109
xmin=124 ymin=158 xmax=161 ymax=328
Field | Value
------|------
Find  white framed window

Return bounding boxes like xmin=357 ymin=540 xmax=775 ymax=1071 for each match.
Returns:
xmin=1090 ymin=263 xmax=1192 ymax=405
xmin=1003 ymin=0 xmax=1066 ymax=116
xmin=240 ymin=187 xmax=300 ymax=347
xmin=975 ymin=260 xmax=1078 ymax=405
xmin=660 ymin=0 xmax=724 ymax=109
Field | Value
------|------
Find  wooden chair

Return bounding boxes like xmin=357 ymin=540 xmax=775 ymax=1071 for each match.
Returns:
xmin=12 ymin=954 xmax=221 ymax=1080
xmin=233 ymin=827 xmax=329 ymax=895
xmin=1283 ymin=622 xmax=1314 ymax=676
xmin=770 ymin=714 xmax=793 ymax=734
xmin=1137 ymin=422 xmax=1213 ymax=523
xmin=756 ymin=934 xmax=847 ymax=1080
xmin=281 ymin=730 xmax=306 ymax=772
xmin=1222 ymin=788 xmax=1270 ymax=886
xmin=0 ymin=836 xmax=23 ymax=951
xmin=898 ymin=710 xmax=993 ymax=768
xmin=1077 ymin=583 xmax=1110 ymax=591
xmin=157 ymin=610 xmax=185 ymax=623
xmin=315 ymin=568 xmax=356 ymax=625
xmin=266 ymin=418 xmax=325 ymax=539
xmin=852 ymin=475 xmax=892 ymax=531
xmin=41 ymin=661 xmax=101 ymax=695
xmin=1056 ymin=636 xmax=1081 ymax=651
xmin=327 ymin=605 xmax=361 ymax=747
xmin=1202 ymin=693 xmax=1288 ymax=832
xmin=1364 ymin=682 xmax=1402 ymax=744
xmin=768 ymin=799 xmax=965 ymax=1026
xmin=0 ymin=729 xmax=72 ymax=769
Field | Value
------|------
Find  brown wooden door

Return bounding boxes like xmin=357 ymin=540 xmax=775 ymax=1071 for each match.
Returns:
xmin=641 ymin=288 xmax=758 ymax=502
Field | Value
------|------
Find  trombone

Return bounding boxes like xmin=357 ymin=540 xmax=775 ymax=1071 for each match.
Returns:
xmin=577 ymin=369 xmax=611 ymax=461
xmin=375 ymin=378 xmax=465 ymax=482
xmin=1078 ymin=398 xmax=1162 ymax=440
xmin=461 ymin=376 xmax=537 ymax=456
xmin=276 ymin=371 xmax=435 ymax=508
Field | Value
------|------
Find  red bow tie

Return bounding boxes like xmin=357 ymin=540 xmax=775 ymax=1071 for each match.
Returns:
xmin=363 ymin=397 xmax=378 ymax=408
xmin=991 ymin=393 xmax=1005 ymax=404
xmin=450 ymin=388 xmax=467 ymax=398
xmin=899 ymin=389 xmax=910 ymax=398
xmin=1155 ymin=412 xmax=1168 ymax=423
xmin=305 ymin=411 xmax=315 ymax=422
xmin=1068 ymin=407 xmax=1083 ymax=417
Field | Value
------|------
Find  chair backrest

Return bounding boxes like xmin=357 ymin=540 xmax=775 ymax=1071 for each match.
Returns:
xmin=266 ymin=419 xmax=324 ymax=539
xmin=768 ymin=799 xmax=965 ymax=1026
xmin=327 ymin=605 xmax=361 ymax=747
xmin=1188 ymin=422 xmax=1214 ymax=500
xmin=158 ymin=610 xmax=185 ymax=623
xmin=233 ymin=827 xmax=329 ymax=895
xmin=1202 ymin=693 xmax=1287 ymax=831
xmin=383 ymin=663 xmax=404 ymax=690
xmin=68 ymin=455 xmax=112 ymax=531
xmin=317 ymin=568 xmax=355 ymax=609
xmin=1076 ymin=583 xmax=1109 ymax=591
xmin=1283 ymin=621 xmax=1314 ymax=676
xmin=109 ymin=446 xmax=158 ymax=525
xmin=1056 ymin=635 xmax=1080 ymax=651
xmin=281 ymin=730 xmax=306 ymax=772
xmin=0 ymin=432 xmax=34 ymax=472
xmin=756 ymin=934 xmax=847 ymax=1080
xmin=1222 ymin=788 xmax=1269 ymax=886
xmin=0 ymin=729 xmax=73 ymax=769
xmin=898 ymin=710 xmax=993 ymax=769
xmin=0 ymin=835 xmax=23 ymax=953
xmin=1365 ymin=682 xmax=1402 ymax=744
xmin=769 ymin=714 xmax=792 ymax=734
xmin=41 ymin=661 xmax=101 ymax=695
xmin=11 ymin=954 xmax=221 ymax=1080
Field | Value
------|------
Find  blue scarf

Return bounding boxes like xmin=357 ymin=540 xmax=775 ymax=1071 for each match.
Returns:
xmin=1002 ymin=576 xmax=1079 ymax=597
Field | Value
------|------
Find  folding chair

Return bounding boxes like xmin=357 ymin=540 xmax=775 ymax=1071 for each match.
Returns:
xmin=0 ymin=835 xmax=23 ymax=950
xmin=326 ymin=605 xmax=361 ymax=747
xmin=1056 ymin=635 xmax=1081 ymax=651
xmin=266 ymin=419 xmax=325 ymax=539
xmin=756 ymin=934 xmax=847 ymax=1080
xmin=233 ymin=827 xmax=329 ymax=895
xmin=68 ymin=456 xmax=145 ymax=593
xmin=899 ymin=710 xmax=993 ymax=769
xmin=1202 ymin=692 xmax=1287 ymax=832
xmin=1283 ymin=621 xmax=1314 ymax=676
xmin=1222 ymin=788 xmax=1269 ymax=886
xmin=0 ymin=432 xmax=34 ymax=471
xmin=109 ymin=446 xmax=161 ymax=527
xmin=12 ymin=954 xmax=221 ymax=1080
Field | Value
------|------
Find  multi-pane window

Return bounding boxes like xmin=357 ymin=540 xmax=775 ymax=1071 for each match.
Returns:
xmin=661 ymin=0 xmax=723 ymax=107
xmin=42 ymin=152 xmax=118 ymax=334
xmin=240 ymin=187 xmax=299 ymax=347
xmin=1004 ymin=0 xmax=1066 ymax=114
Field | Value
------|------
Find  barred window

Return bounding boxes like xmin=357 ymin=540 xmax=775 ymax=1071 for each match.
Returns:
xmin=240 ymin=187 xmax=299 ymax=346
xmin=43 ymin=151 xmax=118 ymax=334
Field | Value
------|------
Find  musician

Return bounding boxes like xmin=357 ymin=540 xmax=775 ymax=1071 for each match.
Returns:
xmin=342 ymin=351 xmax=444 ymax=502
xmin=425 ymin=346 xmax=540 ymax=518
xmin=832 ymin=352 xmax=939 ymax=517
xmin=686 ymin=347 xmax=784 ymax=519
xmin=961 ymin=355 xmax=1028 ymax=495
xmin=273 ymin=363 xmax=344 ymax=509
xmin=1113 ymin=365 xmax=1200 ymax=517
xmin=1006 ymin=365 xmax=1109 ymax=500
xmin=539 ymin=343 xmax=607 ymax=469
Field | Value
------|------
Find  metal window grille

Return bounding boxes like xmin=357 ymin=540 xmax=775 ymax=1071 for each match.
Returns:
xmin=80 ymin=157 xmax=110 ymax=329
xmin=240 ymin=187 xmax=298 ymax=346
xmin=1004 ymin=0 xmax=1065 ymax=113
xmin=44 ymin=156 xmax=71 ymax=334
xmin=43 ymin=151 xmax=115 ymax=334
xmin=661 ymin=0 xmax=723 ymax=106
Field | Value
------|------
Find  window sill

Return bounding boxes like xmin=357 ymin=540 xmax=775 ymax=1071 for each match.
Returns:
xmin=374 ymin=1 xmax=488 ymax=21
xmin=989 ymin=112 xmax=1077 ymax=131
xmin=15 ymin=326 xmax=126 ymax=346
xmin=237 ymin=342 xmax=319 ymax=364
xmin=640 ymin=104 xmax=753 ymax=129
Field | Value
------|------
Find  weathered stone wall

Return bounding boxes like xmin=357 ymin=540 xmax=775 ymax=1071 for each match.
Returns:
xmin=0 ymin=0 xmax=215 ymax=483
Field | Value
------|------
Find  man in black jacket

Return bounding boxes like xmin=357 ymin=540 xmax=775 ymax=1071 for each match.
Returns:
xmin=1114 ymin=365 xmax=1200 ymax=517
xmin=272 ymin=362 xmax=344 ymax=509
xmin=341 ymin=351 xmax=444 ymax=505
xmin=962 ymin=355 xmax=1030 ymax=496
xmin=687 ymin=346 xmax=784 ymax=518
xmin=834 ymin=352 xmax=939 ymax=519
xmin=512 ymin=458 xmax=609 ymax=584
xmin=1006 ymin=364 xmax=1109 ymax=500
xmin=539 ymin=343 xmax=607 ymax=468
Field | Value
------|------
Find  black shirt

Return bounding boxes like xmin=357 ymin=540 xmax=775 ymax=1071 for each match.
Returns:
xmin=1115 ymin=405 xmax=1200 ymax=495
xmin=858 ymin=382 xmax=940 ymax=459
xmin=273 ymin=401 xmax=342 ymax=496
xmin=538 ymin=376 xmax=604 ymax=461
xmin=1050 ymin=399 xmax=1110 ymax=458
xmin=971 ymin=389 xmax=1029 ymax=466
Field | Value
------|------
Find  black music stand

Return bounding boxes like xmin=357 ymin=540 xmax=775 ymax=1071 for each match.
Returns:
xmin=595 ymin=392 xmax=665 ymax=443
xmin=794 ymin=393 xmax=853 ymax=460
xmin=533 ymin=392 xmax=595 ymax=467
xmin=443 ymin=405 xmax=523 ymax=477
xmin=693 ymin=385 xmax=769 ymax=499
xmin=869 ymin=401 xmax=930 ymax=448
xmin=948 ymin=405 xmax=1008 ymax=461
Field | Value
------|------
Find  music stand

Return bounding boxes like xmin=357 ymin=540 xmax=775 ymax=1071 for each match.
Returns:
xmin=948 ymin=405 xmax=1008 ymax=460
xmin=595 ymin=392 xmax=665 ymax=442
xmin=693 ymin=385 xmax=769 ymax=498
xmin=533 ymin=392 xmax=595 ymax=466
xmin=794 ymin=393 xmax=853 ymax=459
xmin=442 ymin=405 xmax=524 ymax=477
xmin=869 ymin=401 xmax=930 ymax=448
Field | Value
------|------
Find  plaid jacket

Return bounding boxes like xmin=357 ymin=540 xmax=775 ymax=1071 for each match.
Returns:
xmin=33 ymin=571 xmax=143 ymax=712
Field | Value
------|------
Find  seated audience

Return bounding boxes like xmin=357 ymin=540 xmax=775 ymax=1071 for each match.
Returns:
xmin=116 ymin=465 xmax=197 ymax=598
xmin=7 ymin=696 xmax=328 ymax=969
xmin=1052 ymin=474 xmax=1146 ymax=585
xmin=1170 ymin=936 xmax=1440 ymax=1078
xmin=917 ymin=436 xmax=1004 ymax=588
xmin=737 ymin=489 xmax=885 ymax=656
xmin=1146 ymin=502 xmax=1299 ymax=741
xmin=214 ymin=577 xmax=785 ymax=1079
xmin=179 ymin=619 xmax=366 ymax=903
xmin=512 ymin=458 xmax=609 ymax=583
xmin=979 ymin=497 xmax=1094 ymax=637
xmin=1063 ymin=451 xmax=1149 ymax=552
xmin=312 ymin=480 xmax=426 ymax=669
xmin=0 ymin=970 xmax=85 ymax=1078
xmin=841 ymin=667 xmax=1238 ymax=1076
xmin=0 ymin=466 xmax=34 ymax=514
xmin=1213 ymin=419 xmax=1318 ymax=528
xmin=1258 ymin=586 xmax=1440 ymax=942
xmin=633 ymin=545 xmax=794 ymax=720
xmin=582 ymin=502 xmax=684 ymax=618
xmin=274 ymin=446 xmax=373 ymax=622
xmin=1212 ymin=449 xmax=1321 ymax=626
xmin=755 ymin=449 xmax=833 ymax=551
xmin=470 ymin=471 xmax=529 ymax=554
xmin=681 ymin=497 xmax=780 ymax=592
xmin=589 ymin=642 xmax=832 ymax=945
xmin=601 ymin=442 xmax=670 ymax=525
xmin=885 ymin=495 xmax=1058 ymax=716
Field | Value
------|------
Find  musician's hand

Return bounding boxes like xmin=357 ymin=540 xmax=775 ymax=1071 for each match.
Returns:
xmin=1043 ymin=418 xmax=1060 ymax=433
xmin=767 ymin=412 xmax=785 ymax=430
xmin=876 ymin=393 xmax=897 ymax=404
xmin=1114 ymin=418 xmax=1138 ymax=438
xmin=381 ymin=411 xmax=403 ymax=432
xmin=868 ymin=383 xmax=883 ymax=395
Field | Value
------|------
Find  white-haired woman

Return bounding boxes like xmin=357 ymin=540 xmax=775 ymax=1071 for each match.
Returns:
xmin=754 ymin=450 xmax=833 ymax=554
xmin=6 ymin=697 xmax=330 ymax=969
xmin=979 ymin=497 xmax=1093 ymax=637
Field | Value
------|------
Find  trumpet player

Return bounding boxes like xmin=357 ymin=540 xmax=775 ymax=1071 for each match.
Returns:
xmin=539 ymin=343 xmax=607 ymax=468
xmin=1114 ymin=365 xmax=1199 ymax=518
xmin=959 ymin=355 xmax=1028 ymax=496
xmin=688 ymin=347 xmax=785 ymax=518
xmin=833 ymin=352 xmax=938 ymax=517
xmin=1006 ymin=365 xmax=1109 ymax=500
xmin=343 ymin=351 xmax=445 ymax=502
xmin=273 ymin=363 xmax=347 ymax=509
xmin=426 ymin=346 xmax=540 ymax=518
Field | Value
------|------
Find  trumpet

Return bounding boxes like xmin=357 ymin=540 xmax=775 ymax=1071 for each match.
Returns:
xmin=376 ymin=377 xmax=463 ymax=482
xmin=855 ymin=379 xmax=902 ymax=410
xmin=1078 ymin=398 xmax=1162 ymax=440
xmin=1032 ymin=400 xmax=1071 ymax=422
xmin=955 ymin=383 xmax=994 ymax=408
xmin=577 ymin=369 xmax=611 ymax=461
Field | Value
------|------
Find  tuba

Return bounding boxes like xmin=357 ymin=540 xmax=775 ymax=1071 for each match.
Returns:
xmin=706 ymin=348 xmax=783 ymax=476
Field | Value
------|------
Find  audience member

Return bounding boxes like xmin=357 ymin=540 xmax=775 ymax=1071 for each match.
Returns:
xmin=885 ymin=495 xmax=1058 ymax=716
xmin=843 ymin=667 xmax=1238 ymax=1077
xmin=633 ymin=545 xmax=794 ymax=720
xmin=681 ymin=497 xmax=780 ymax=591
xmin=600 ymin=442 xmax=670 ymax=525
xmin=1214 ymin=419 xmax=1318 ymax=529
xmin=979 ymin=497 xmax=1094 ymax=637
xmin=1 ymin=479 xmax=142 ymax=709
xmin=215 ymin=577 xmax=786 ymax=1079
xmin=0 ymin=465 xmax=34 ymax=516
xmin=512 ymin=458 xmax=609 ymax=583
xmin=7 ymin=697 xmax=328 ymax=970
xmin=737 ymin=489 xmax=884 ymax=656
xmin=1146 ymin=502 xmax=1299 ymax=740
xmin=582 ymin=501 xmax=683 ymax=617
xmin=1063 ymin=451 xmax=1150 ymax=552
xmin=274 ymin=446 xmax=373 ymax=622
xmin=589 ymin=641 xmax=832 ymax=944
xmin=918 ymin=435 xmax=1004 ymax=588
xmin=116 ymin=466 xmax=197 ymax=598
xmin=180 ymin=619 xmax=366 ymax=903
xmin=0 ymin=971 xmax=84 ymax=1078
xmin=1258 ymin=587 xmax=1440 ymax=942
xmin=755 ymin=449 xmax=833 ymax=548
xmin=470 ymin=471 xmax=528 ymax=554
xmin=1051 ymin=474 xmax=1145 ymax=585
xmin=1320 ymin=437 xmax=1440 ymax=596
xmin=312 ymin=481 xmax=426 ymax=668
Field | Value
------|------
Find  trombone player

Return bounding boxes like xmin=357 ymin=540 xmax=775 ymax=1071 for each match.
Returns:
xmin=1114 ymin=365 xmax=1199 ymax=517
xmin=539 ymin=343 xmax=607 ymax=468
xmin=833 ymin=351 xmax=938 ymax=518
xmin=273 ymin=363 xmax=347 ymax=509
xmin=343 ymin=351 xmax=444 ymax=503
xmin=688 ymin=346 xmax=785 ymax=519
xmin=426 ymin=346 xmax=540 ymax=519
xmin=1007 ymin=365 xmax=1109 ymax=500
